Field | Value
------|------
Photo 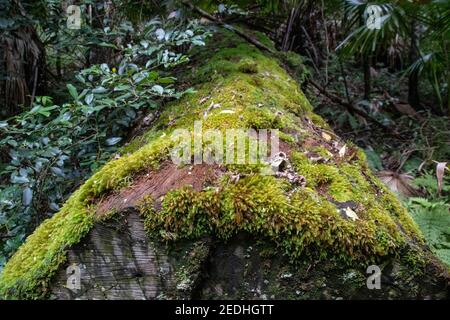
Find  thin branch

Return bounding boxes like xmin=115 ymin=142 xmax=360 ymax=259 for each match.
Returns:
xmin=308 ymin=79 xmax=401 ymax=138
xmin=29 ymin=64 xmax=39 ymax=108
xmin=181 ymin=0 xmax=275 ymax=54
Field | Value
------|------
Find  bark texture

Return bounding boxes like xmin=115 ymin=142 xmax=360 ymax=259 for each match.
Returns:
xmin=51 ymin=211 xmax=448 ymax=300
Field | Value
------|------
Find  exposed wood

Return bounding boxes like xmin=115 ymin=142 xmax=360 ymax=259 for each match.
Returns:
xmin=51 ymin=210 xmax=211 ymax=300
xmin=50 ymin=211 xmax=449 ymax=300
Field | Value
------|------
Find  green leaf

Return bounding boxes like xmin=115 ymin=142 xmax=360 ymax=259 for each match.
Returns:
xmin=92 ymin=86 xmax=108 ymax=94
xmin=50 ymin=167 xmax=65 ymax=177
xmin=7 ymin=139 xmax=18 ymax=147
xmin=152 ymin=85 xmax=164 ymax=95
xmin=158 ymin=77 xmax=176 ymax=84
xmin=348 ymin=113 xmax=359 ymax=130
xmin=364 ymin=149 xmax=383 ymax=171
xmin=22 ymin=187 xmax=33 ymax=206
xmin=85 ymin=93 xmax=94 ymax=105
xmin=11 ymin=175 xmax=29 ymax=184
xmin=98 ymin=42 xmax=118 ymax=49
xmin=67 ymin=84 xmax=79 ymax=101
xmin=408 ymin=198 xmax=450 ymax=266
xmin=114 ymin=85 xmax=131 ymax=92
xmin=106 ymin=137 xmax=122 ymax=146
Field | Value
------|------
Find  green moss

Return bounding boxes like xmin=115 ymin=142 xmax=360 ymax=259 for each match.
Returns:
xmin=279 ymin=132 xmax=296 ymax=144
xmin=0 ymin=28 xmax=426 ymax=299
xmin=140 ymin=175 xmax=404 ymax=265
xmin=238 ymin=58 xmax=258 ymax=74
xmin=310 ymin=113 xmax=330 ymax=129
xmin=0 ymin=138 xmax=171 ymax=299
xmin=0 ymin=189 xmax=94 ymax=299
xmin=291 ymin=150 xmax=421 ymax=244
xmin=277 ymin=51 xmax=310 ymax=84
xmin=311 ymin=146 xmax=333 ymax=160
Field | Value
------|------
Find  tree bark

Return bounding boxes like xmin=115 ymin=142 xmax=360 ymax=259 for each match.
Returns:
xmin=363 ymin=55 xmax=372 ymax=100
xmin=408 ymin=19 xmax=421 ymax=110
xmin=0 ymin=0 xmax=46 ymax=118
xmin=50 ymin=211 xmax=448 ymax=300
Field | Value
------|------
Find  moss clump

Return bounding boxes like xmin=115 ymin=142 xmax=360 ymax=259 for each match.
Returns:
xmin=290 ymin=151 xmax=420 ymax=241
xmin=311 ymin=146 xmax=333 ymax=160
xmin=238 ymin=58 xmax=258 ymax=74
xmin=277 ymin=51 xmax=310 ymax=84
xmin=141 ymin=175 xmax=405 ymax=265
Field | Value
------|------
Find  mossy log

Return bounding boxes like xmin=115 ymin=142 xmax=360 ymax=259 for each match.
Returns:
xmin=0 ymin=29 xmax=448 ymax=300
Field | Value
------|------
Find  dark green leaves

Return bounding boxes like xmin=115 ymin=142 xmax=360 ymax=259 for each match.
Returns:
xmin=0 ymin=14 xmax=212 ymax=270
xmin=105 ymin=137 xmax=122 ymax=146
xmin=66 ymin=84 xmax=79 ymax=101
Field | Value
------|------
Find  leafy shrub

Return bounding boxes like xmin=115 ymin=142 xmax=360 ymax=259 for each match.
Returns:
xmin=0 ymin=17 xmax=211 ymax=271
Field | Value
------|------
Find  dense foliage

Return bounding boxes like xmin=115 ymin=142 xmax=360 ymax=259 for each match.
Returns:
xmin=0 ymin=3 xmax=211 ymax=270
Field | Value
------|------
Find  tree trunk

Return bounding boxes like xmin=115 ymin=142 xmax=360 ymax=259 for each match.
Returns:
xmin=363 ymin=55 xmax=371 ymax=100
xmin=49 ymin=211 xmax=448 ymax=300
xmin=0 ymin=0 xmax=46 ymax=118
xmin=86 ymin=1 xmax=117 ymax=66
xmin=1 ymin=30 xmax=448 ymax=300
xmin=408 ymin=19 xmax=421 ymax=110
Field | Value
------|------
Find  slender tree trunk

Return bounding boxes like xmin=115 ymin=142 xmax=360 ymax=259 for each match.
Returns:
xmin=447 ymin=75 xmax=450 ymax=117
xmin=0 ymin=0 xmax=46 ymax=118
xmin=56 ymin=54 xmax=62 ymax=78
xmin=408 ymin=19 xmax=421 ymax=110
xmin=88 ymin=1 xmax=116 ymax=66
xmin=363 ymin=55 xmax=371 ymax=100
xmin=281 ymin=7 xmax=296 ymax=52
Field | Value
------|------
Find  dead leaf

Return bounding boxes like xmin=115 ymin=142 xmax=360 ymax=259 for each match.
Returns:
xmin=436 ymin=162 xmax=448 ymax=194
xmin=377 ymin=170 xmax=418 ymax=197
xmin=219 ymin=109 xmax=235 ymax=114
xmin=203 ymin=102 xmax=220 ymax=118
xmin=338 ymin=145 xmax=347 ymax=158
xmin=339 ymin=207 xmax=359 ymax=221
xmin=394 ymin=103 xmax=421 ymax=119
xmin=199 ymin=95 xmax=211 ymax=104
xmin=321 ymin=132 xmax=332 ymax=141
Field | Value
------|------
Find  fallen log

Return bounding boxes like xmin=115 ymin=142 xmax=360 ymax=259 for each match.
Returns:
xmin=0 ymin=29 xmax=448 ymax=300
